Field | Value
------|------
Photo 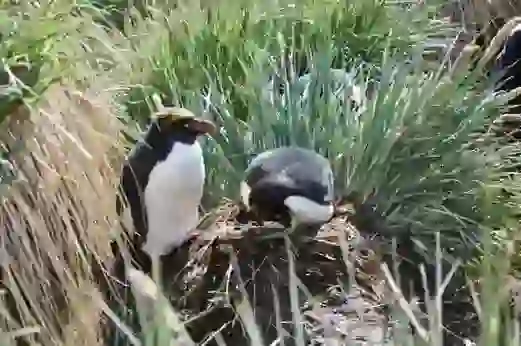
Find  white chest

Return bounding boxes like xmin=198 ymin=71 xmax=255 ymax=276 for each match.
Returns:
xmin=142 ymin=141 xmax=206 ymax=257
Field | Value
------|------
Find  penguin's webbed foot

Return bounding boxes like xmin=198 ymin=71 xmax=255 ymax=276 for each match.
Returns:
xmin=235 ymin=204 xmax=265 ymax=227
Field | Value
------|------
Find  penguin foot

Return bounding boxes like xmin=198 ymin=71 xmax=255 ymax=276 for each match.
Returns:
xmin=235 ymin=208 xmax=253 ymax=224
xmin=235 ymin=206 xmax=265 ymax=226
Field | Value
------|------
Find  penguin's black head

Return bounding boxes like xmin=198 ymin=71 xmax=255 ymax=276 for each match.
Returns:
xmin=153 ymin=107 xmax=216 ymax=138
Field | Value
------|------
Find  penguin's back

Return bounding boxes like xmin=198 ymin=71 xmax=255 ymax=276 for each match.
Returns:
xmin=245 ymin=147 xmax=334 ymax=204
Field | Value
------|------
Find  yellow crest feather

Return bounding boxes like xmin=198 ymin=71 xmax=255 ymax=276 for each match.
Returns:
xmin=153 ymin=107 xmax=196 ymax=122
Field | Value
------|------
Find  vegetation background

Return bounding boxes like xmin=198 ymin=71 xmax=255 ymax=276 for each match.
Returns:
xmin=1 ymin=0 xmax=521 ymax=345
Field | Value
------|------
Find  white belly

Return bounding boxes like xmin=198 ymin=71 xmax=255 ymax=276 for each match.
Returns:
xmin=143 ymin=141 xmax=205 ymax=257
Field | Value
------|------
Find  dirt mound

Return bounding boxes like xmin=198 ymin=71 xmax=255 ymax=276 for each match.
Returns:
xmin=103 ymin=200 xmax=395 ymax=345
xmin=102 ymin=200 xmax=496 ymax=346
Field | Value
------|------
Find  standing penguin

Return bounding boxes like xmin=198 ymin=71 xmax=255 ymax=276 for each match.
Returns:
xmin=494 ymin=22 xmax=521 ymax=113
xmin=240 ymin=146 xmax=335 ymax=230
xmin=116 ymin=107 xmax=215 ymax=272
xmin=261 ymin=69 xmax=365 ymax=112
xmin=479 ymin=19 xmax=521 ymax=139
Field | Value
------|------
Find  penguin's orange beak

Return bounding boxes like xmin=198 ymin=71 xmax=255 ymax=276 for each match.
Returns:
xmin=187 ymin=118 xmax=217 ymax=136
xmin=155 ymin=107 xmax=217 ymax=136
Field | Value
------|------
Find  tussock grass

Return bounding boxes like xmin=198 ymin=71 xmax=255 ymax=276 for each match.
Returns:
xmin=0 ymin=82 xmax=127 ymax=345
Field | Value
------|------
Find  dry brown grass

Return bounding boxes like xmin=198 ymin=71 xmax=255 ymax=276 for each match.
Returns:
xmin=0 ymin=79 xmax=130 ymax=345
xmin=0 ymin=8 xmax=184 ymax=343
